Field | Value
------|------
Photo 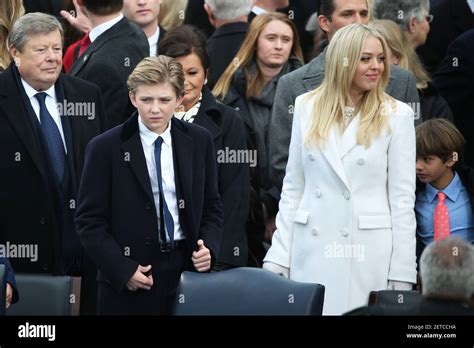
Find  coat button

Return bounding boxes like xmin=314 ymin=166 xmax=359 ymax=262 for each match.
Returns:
xmin=234 ymin=107 xmax=240 ymax=111
xmin=357 ymin=158 xmax=365 ymax=165
xmin=314 ymin=189 xmax=321 ymax=198
xmin=40 ymin=217 xmax=47 ymax=225
xmin=145 ymin=202 xmax=152 ymax=210
xmin=311 ymin=228 xmax=318 ymax=236
xmin=145 ymin=237 xmax=152 ymax=246
xmin=341 ymin=228 xmax=349 ymax=237
xmin=308 ymin=154 xmax=315 ymax=161
xmin=343 ymin=191 xmax=351 ymax=200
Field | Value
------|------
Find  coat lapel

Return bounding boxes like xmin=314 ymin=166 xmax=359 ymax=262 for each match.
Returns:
xmin=120 ymin=115 xmax=154 ymax=203
xmin=320 ymin=125 xmax=350 ymax=190
xmin=0 ymin=66 xmax=48 ymax=181
xmin=340 ymin=114 xmax=360 ymax=159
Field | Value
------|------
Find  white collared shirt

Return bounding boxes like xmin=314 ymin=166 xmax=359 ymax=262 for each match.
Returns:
xmin=21 ymin=79 xmax=67 ymax=153
xmin=251 ymin=6 xmax=267 ymax=15
xmin=467 ymin=0 xmax=474 ymax=13
xmin=138 ymin=116 xmax=184 ymax=242
xmin=89 ymin=13 xmax=124 ymax=43
xmin=148 ymin=26 xmax=160 ymax=57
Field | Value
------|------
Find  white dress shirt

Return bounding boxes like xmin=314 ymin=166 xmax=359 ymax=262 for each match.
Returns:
xmin=148 ymin=26 xmax=160 ymax=57
xmin=89 ymin=13 xmax=124 ymax=43
xmin=138 ymin=116 xmax=184 ymax=241
xmin=21 ymin=79 xmax=67 ymax=153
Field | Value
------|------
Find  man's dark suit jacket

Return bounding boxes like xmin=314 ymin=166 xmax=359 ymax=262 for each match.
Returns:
xmin=207 ymin=22 xmax=248 ymax=90
xmin=0 ymin=257 xmax=19 ymax=304
xmin=433 ymin=29 xmax=474 ymax=166
xmin=75 ymin=114 xmax=223 ymax=314
xmin=0 ymin=64 xmax=106 ymax=274
xmin=69 ymin=17 xmax=149 ymax=128
xmin=417 ymin=0 xmax=474 ymax=73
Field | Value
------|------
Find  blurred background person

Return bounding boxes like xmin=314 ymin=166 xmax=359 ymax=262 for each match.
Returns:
xmin=433 ymin=29 xmax=474 ymax=166
xmin=213 ymin=12 xmax=303 ymax=267
xmin=417 ymin=0 xmax=474 ymax=74
xmin=122 ymin=0 xmax=166 ymax=57
xmin=204 ymin=0 xmax=253 ymax=89
xmin=369 ymin=19 xmax=452 ymax=121
xmin=264 ymin=24 xmax=417 ymax=315
xmin=0 ymin=0 xmax=24 ymax=71
xmin=372 ymin=0 xmax=431 ymax=51
xmin=67 ymin=0 xmax=149 ymax=128
xmin=159 ymin=0 xmax=188 ymax=31
xmin=159 ymin=25 xmax=250 ymax=270
xmin=418 ymin=237 xmax=474 ymax=314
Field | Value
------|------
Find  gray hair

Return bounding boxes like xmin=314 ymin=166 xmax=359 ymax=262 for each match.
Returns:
xmin=204 ymin=0 xmax=253 ymax=20
xmin=372 ymin=0 xmax=429 ymax=32
xmin=9 ymin=12 xmax=64 ymax=51
xmin=420 ymin=237 xmax=474 ymax=301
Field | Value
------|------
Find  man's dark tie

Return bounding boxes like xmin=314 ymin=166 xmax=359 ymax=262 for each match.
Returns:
xmin=154 ymin=136 xmax=174 ymax=244
xmin=35 ymin=92 xmax=65 ymax=182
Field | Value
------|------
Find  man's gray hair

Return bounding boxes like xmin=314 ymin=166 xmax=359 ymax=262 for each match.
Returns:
xmin=420 ymin=237 xmax=474 ymax=301
xmin=372 ymin=0 xmax=429 ymax=32
xmin=204 ymin=0 xmax=253 ymax=20
xmin=9 ymin=12 xmax=64 ymax=51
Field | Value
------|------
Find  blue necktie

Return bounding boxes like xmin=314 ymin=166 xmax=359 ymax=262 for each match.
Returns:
xmin=35 ymin=92 xmax=65 ymax=182
xmin=154 ymin=137 xmax=174 ymax=244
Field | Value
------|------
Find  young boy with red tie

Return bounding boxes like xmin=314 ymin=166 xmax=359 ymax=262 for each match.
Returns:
xmin=415 ymin=119 xmax=474 ymax=259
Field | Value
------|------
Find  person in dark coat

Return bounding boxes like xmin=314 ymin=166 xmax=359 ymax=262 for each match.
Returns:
xmin=68 ymin=0 xmax=149 ymax=128
xmin=76 ymin=56 xmax=223 ymax=315
xmin=159 ymin=26 xmax=250 ymax=270
xmin=433 ymin=28 xmax=474 ymax=167
xmin=417 ymin=0 xmax=474 ymax=74
xmin=213 ymin=13 xmax=304 ymax=267
xmin=0 ymin=13 xmax=106 ymax=315
xmin=204 ymin=0 xmax=252 ymax=90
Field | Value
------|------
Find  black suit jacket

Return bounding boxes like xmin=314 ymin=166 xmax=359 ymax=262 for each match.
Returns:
xmin=69 ymin=17 xmax=149 ymax=128
xmin=417 ymin=0 xmax=474 ymax=73
xmin=75 ymin=114 xmax=223 ymax=312
xmin=207 ymin=22 xmax=248 ymax=90
xmin=433 ymin=29 xmax=474 ymax=166
xmin=0 ymin=64 xmax=106 ymax=273
xmin=193 ymin=87 xmax=249 ymax=267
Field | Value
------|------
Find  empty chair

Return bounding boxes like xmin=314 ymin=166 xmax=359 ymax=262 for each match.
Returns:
xmin=369 ymin=290 xmax=422 ymax=307
xmin=173 ymin=267 xmax=325 ymax=315
xmin=6 ymin=274 xmax=81 ymax=316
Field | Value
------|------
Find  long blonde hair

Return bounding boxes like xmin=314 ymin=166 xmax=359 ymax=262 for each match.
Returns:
xmin=0 ymin=0 xmax=24 ymax=70
xmin=213 ymin=12 xmax=304 ymax=100
xmin=158 ymin=0 xmax=188 ymax=31
xmin=369 ymin=19 xmax=430 ymax=89
xmin=304 ymin=24 xmax=391 ymax=148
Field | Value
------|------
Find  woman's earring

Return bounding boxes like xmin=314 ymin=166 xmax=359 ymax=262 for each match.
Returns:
xmin=204 ymin=78 xmax=208 ymax=85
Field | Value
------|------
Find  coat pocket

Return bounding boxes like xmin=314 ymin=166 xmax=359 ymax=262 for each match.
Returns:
xmin=358 ymin=214 xmax=392 ymax=229
xmin=294 ymin=209 xmax=310 ymax=224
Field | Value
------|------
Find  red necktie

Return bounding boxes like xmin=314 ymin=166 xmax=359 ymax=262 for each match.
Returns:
xmin=434 ymin=192 xmax=450 ymax=241
xmin=78 ymin=33 xmax=91 ymax=57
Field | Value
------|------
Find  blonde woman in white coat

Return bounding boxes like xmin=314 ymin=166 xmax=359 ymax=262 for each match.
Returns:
xmin=263 ymin=24 xmax=417 ymax=315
